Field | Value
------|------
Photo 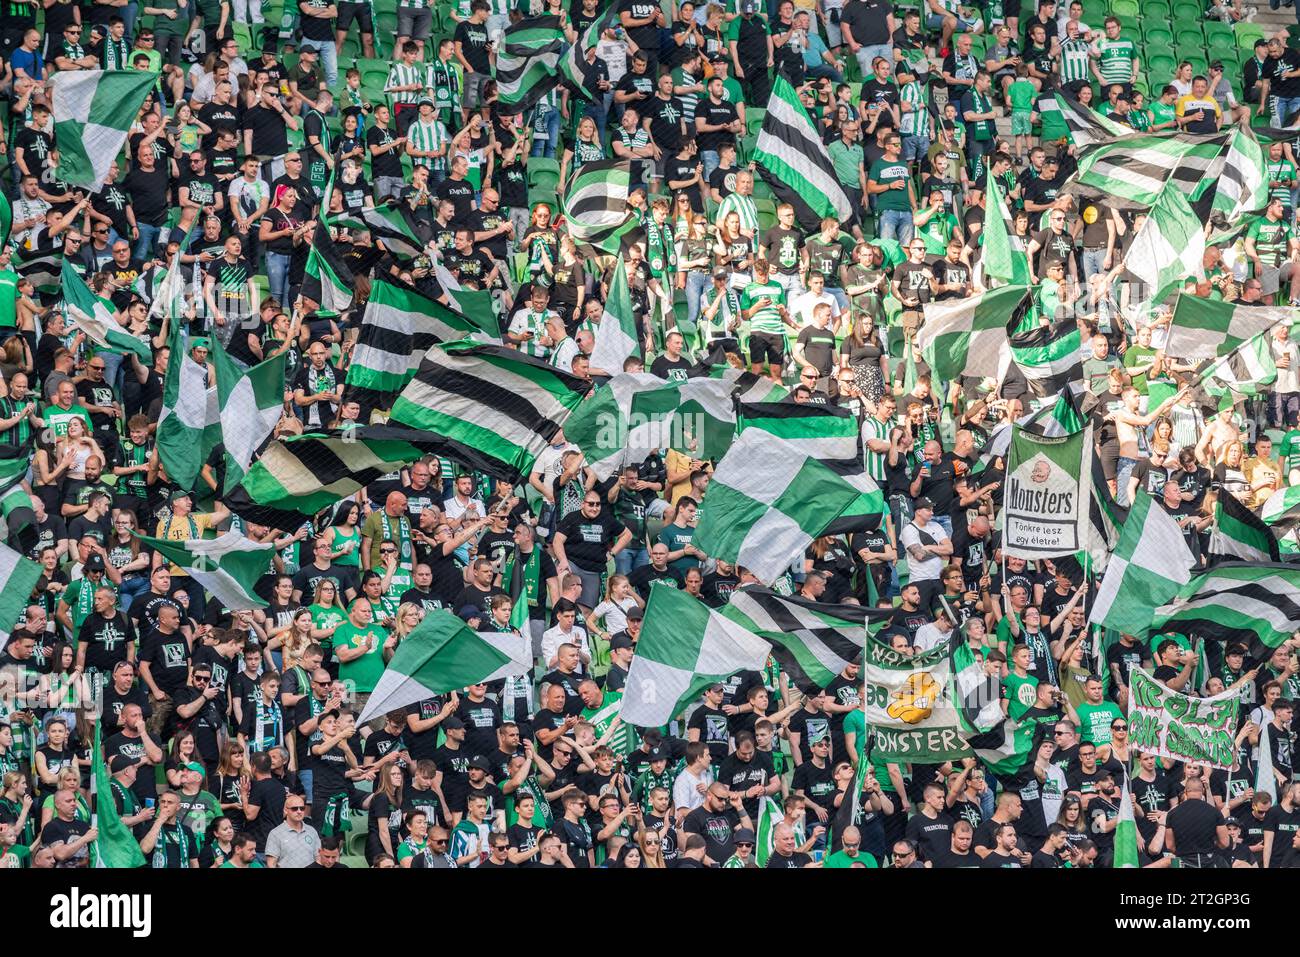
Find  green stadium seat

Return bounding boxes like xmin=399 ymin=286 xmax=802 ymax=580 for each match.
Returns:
xmin=1173 ymin=24 xmax=1204 ymax=48
xmin=1110 ymin=0 xmax=1139 ymax=17
xmin=527 ymin=156 xmax=561 ymax=192
xmin=754 ymin=197 xmax=776 ymax=232
xmin=1143 ymin=0 xmax=1172 ymax=17
xmin=527 ymin=188 xmax=559 ymax=215
xmin=1235 ymin=23 xmax=1265 ymax=48
xmin=1113 ymin=15 xmax=1139 ymax=35
xmin=1171 ymin=0 xmax=1202 ymax=19
xmin=1143 ymin=24 xmax=1174 ymax=47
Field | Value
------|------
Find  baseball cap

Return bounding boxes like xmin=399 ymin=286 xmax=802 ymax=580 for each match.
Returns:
xmin=170 ymin=489 xmax=192 ymax=503
xmin=914 ymin=496 xmax=936 ymax=511
xmin=647 ymin=746 xmax=669 ymax=762
xmin=108 ymin=755 xmax=136 ymax=773
xmin=457 ymin=604 xmax=483 ymax=622
xmin=609 ymin=632 xmax=635 ymax=651
xmin=734 ymin=827 xmax=756 ymax=844
xmin=441 ymin=715 xmax=465 ymax=731
xmin=712 ymin=267 xmax=729 ymax=281
xmin=468 ymin=755 xmax=491 ymax=771
xmin=626 ymin=607 xmax=644 ymax=621
xmin=84 ymin=554 xmax=106 ymax=572
xmin=182 ymin=761 xmax=205 ymax=775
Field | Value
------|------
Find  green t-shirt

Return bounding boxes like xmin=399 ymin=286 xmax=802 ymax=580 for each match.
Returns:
xmin=868 ymin=158 xmax=912 ymax=212
xmin=310 ymin=604 xmax=347 ymax=635
xmin=1267 ymin=159 xmax=1297 ymax=207
xmin=741 ymin=280 xmax=787 ymax=335
xmin=825 ymin=848 xmax=878 ymax=868
xmin=918 ymin=212 xmax=958 ymax=256
xmin=335 ymin=620 xmax=387 ymax=693
xmin=1007 ymin=79 xmax=1037 ymax=113
xmin=43 ymin=403 xmax=94 ymax=438
xmin=1002 ymin=672 xmax=1039 ymax=721
xmin=1075 ymin=701 xmax=1124 ymax=745
xmin=1248 ymin=216 xmax=1293 ymax=268
xmin=1279 ymin=429 xmax=1300 ymax=474
xmin=1148 ymin=100 xmax=1176 ymax=128
xmin=219 ymin=858 xmax=265 ymax=867
xmin=1122 ymin=344 xmax=1157 ymax=394
xmin=151 ymin=0 xmax=192 ymax=36
xmin=658 ymin=522 xmax=697 ymax=573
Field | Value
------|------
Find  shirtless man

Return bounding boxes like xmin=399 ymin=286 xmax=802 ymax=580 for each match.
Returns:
xmin=1106 ymin=385 xmax=1187 ymax=506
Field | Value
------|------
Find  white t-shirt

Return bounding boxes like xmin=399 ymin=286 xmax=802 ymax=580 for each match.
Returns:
xmin=791 ymin=289 xmax=841 ymax=328
xmin=541 ymin=623 xmax=590 ymax=670
xmin=673 ymin=766 xmax=713 ymax=814
xmin=913 ymin=621 xmax=953 ymax=653
xmin=899 ymin=518 xmax=949 ymax=583
xmin=443 ymin=494 xmax=485 ymax=523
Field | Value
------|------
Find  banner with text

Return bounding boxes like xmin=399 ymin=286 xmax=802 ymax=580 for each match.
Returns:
xmin=863 ymin=636 xmax=969 ymax=762
xmin=1127 ymin=668 xmax=1240 ymax=769
xmin=1003 ymin=423 xmax=1093 ymax=559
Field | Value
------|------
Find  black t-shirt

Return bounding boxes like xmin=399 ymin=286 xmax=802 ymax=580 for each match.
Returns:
xmin=688 ymin=704 xmax=732 ymax=764
xmin=892 ymin=260 xmax=934 ymax=305
xmin=765 ymin=849 xmax=812 ymax=868
xmin=453 ymin=20 xmax=492 ymax=73
xmin=841 ymin=0 xmax=892 ymax=46
xmin=619 ymin=0 xmax=661 ymax=53
xmin=682 ymin=804 xmax=741 ymax=863
xmin=455 ymin=696 xmax=503 ymax=759
xmin=649 ymin=354 xmax=692 ymax=381
xmin=1166 ymin=798 xmax=1224 ymax=857
xmin=791 ymin=759 xmax=838 ymax=814
xmin=540 ymin=670 xmax=585 ymax=715
xmin=245 ymin=776 xmax=287 ymax=850
xmin=77 ymin=611 xmax=137 ymax=673
xmin=905 ymin=811 xmax=955 ymax=862
xmin=124 ymin=164 xmax=171 ymax=226
xmin=696 ymin=97 xmax=738 ymax=154
xmin=366 ymin=124 xmax=405 ymax=180
xmin=435 ymin=177 xmax=477 ymax=228
xmin=555 ymin=510 xmax=627 ymax=573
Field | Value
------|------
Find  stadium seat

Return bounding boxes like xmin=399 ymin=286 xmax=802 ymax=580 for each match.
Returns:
xmin=527 ymin=187 xmax=559 ymax=215
xmin=754 ymin=197 xmax=777 ymax=232
xmin=1110 ymin=0 xmax=1139 ymax=17
xmin=751 ymin=178 xmax=775 ymax=201
xmin=1236 ymin=23 xmax=1265 ymax=49
xmin=527 ymin=156 xmax=561 ymax=193
xmin=1173 ymin=24 xmax=1204 ymax=49
xmin=1143 ymin=24 xmax=1174 ymax=47
xmin=1171 ymin=0 xmax=1202 ymax=20
xmin=1142 ymin=0 xmax=1172 ymax=17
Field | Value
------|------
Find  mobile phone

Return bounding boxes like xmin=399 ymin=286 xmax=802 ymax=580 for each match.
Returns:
xmin=145 ymin=798 xmax=155 ymax=809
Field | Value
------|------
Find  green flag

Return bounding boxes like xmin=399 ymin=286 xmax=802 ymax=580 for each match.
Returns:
xmin=982 ymin=168 xmax=1031 ymax=285
xmin=49 ymin=69 xmax=159 ymax=189
xmin=136 ymin=530 xmax=273 ymax=611
xmin=357 ymin=610 xmax=534 ymax=724
xmin=588 ymin=257 xmax=639 ymax=375
xmin=60 ymin=260 xmax=152 ymax=363
xmin=211 ymin=337 xmax=286 ymax=493
xmin=91 ymin=721 xmax=145 ymax=868
xmin=156 ymin=322 xmax=220 ymax=490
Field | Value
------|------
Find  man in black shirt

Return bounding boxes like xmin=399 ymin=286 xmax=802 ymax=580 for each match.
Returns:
xmin=1165 ymin=776 xmax=1229 ymax=868
xmin=620 ymin=0 xmax=665 ymax=74
xmin=694 ymin=76 xmax=740 ymax=181
xmin=645 ymin=72 xmax=686 ymax=158
xmin=434 ymin=155 xmax=477 ymax=228
xmin=124 ymin=141 xmax=171 ymax=256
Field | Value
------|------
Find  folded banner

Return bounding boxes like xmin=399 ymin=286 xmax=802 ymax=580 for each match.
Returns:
xmin=1002 ymin=423 xmax=1093 ymax=560
xmin=1126 ymin=668 xmax=1240 ymax=770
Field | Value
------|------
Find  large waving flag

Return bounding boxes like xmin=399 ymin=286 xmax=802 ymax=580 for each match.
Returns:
xmin=359 ymin=610 xmax=534 ymax=724
xmin=60 ymin=260 xmax=152 ymax=363
xmin=752 ymin=75 xmax=857 ymax=232
xmin=981 ymin=168 xmax=1031 ymax=287
xmin=137 ymin=530 xmax=273 ymax=610
xmin=211 ymin=338 xmax=286 ymax=494
xmin=155 ymin=324 xmax=219 ymax=491
xmin=1165 ymin=294 xmax=1292 ymax=360
xmin=692 ymin=429 xmax=884 ymax=583
xmin=495 ymin=15 xmax=565 ymax=113
xmin=49 ymin=69 xmax=159 ymax=190
xmin=562 ymin=159 xmax=641 ymax=255
xmin=587 ymin=257 xmax=639 ymax=376
xmin=389 ymin=341 xmax=591 ymax=482
xmin=1090 ymin=490 xmax=1196 ymax=637
xmin=91 ymin=721 xmax=145 ymax=868
xmin=619 ymin=584 xmax=772 ymax=727
xmin=1152 ymin=562 xmax=1300 ymax=662
xmin=919 ymin=285 xmax=1030 ymax=381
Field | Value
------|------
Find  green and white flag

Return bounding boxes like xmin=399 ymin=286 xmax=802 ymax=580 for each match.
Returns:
xmin=735 ymin=401 xmax=860 ymax=469
xmin=333 ymin=204 xmax=424 ymax=260
xmin=60 ymin=260 xmax=151 ymax=363
xmin=494 ymin=15 xmax=564 ymax=113
xmin=863 ymin=635 xmax=969 ymax=762
xmin=302 ymin=227 xmax=354 ymax=312
xmin=1124 ymin=186 xmax=1205 ymax=305
xmin=619 ymin=584 xmax=772 ymax=727
xmin=1166 ymin=294 xmax=1292 ymax=360
xmin=562 ymin=159 xmax=640 ymax=254
xmin=981 ymin=168 xmax=1031 ymax=286
xmin=91 ymin=721 xmax=145 ymax=869
xmin=136 ymin=530 xmax=273 ymax=611
xmin=1112 ymin=776 xmax=1139 ymax=868
xmin=919 ymin=285 xmax=1029 ymax=381
xmin=754 ymin=795 xmax=784 ymax=867
xmin=1007 ymin=319 xmax=1082 ymax=398
xmin=156 ymin=323 xmax=219 ymax=491
xmin=752 ymin=75 xmax=856 ymax=231
xmin=587 ymin=257 xmax=639 ymax=376
xmin=1073 ymin=123 xmax=1229 ymax=208
xmin=1151 ymin=562 xmax=1300 ymax=662
xmin=49 ymin=69 xmax=158 ymax=189
xmin=211 ymin=337 xmax=286 ymax=494
xmin=1203 ymin=332 xmax=1278 ymax=398
xmin=1256 ymin=716 xmax=1278 ymax=804
xmin=345 ymin=275 xmax=484 ymax=406
xmin=358 ymin=609 xmax=532 ymax=724
xmin=1002 ymin=423 xmax=1094 ymax=560
xmin=692 ymin=429 xmax=885 ymax=584
xmin=1090 ymin=490 xmax=1196 ymax=637
xmin=0 ymin=542 xmax=43 ymax=636
xmin=1261 ymin=485 xmax=1300 ymax=530
xmin=563 ymin=373 xmax=736 ymax=481
xmin=966 ymin=716 xmax=1040 ymax=777
xmin=1209 ymin=490 xmax=1280 ymax=562
xmin=390 ymin=341 xmax=592 ymax=482
xmin=725 ymin=587 xmax=887 ymax=692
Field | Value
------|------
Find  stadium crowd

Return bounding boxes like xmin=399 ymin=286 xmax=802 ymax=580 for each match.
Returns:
xmin=0 ymin=0 xmax=1299 ymax=872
